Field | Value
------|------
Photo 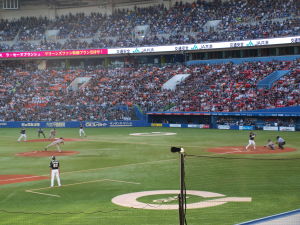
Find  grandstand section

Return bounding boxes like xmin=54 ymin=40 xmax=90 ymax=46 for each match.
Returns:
xmin=0 ymin=0 xmax=299 ymax=129
xmin=0 ymin=1 xmax=299 ymax=225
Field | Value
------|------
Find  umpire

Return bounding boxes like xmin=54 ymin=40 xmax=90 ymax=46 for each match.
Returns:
xmin=38 ymin=128 xmax=46 ymax=138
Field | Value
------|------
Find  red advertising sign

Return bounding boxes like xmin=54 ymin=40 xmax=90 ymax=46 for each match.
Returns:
xmin=0 ymin=49 xmax=108 ymax=58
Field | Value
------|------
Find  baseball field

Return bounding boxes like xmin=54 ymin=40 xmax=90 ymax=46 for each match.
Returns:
xmin=0 ymin=127 xmax=299 ymax=225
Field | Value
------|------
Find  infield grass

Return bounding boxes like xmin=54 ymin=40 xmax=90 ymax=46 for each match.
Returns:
xmin=0 ymin=127 xmax=299 ymax=225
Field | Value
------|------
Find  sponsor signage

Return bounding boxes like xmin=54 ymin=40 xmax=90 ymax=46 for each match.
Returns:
xmin=46 ymin=122 xmax=66 ymax=128
xmin=0 ymin=121 xmax=146 ymax=128
xmin=108 ymin=36 xmax=300 ymax=55
xmin=0 ymin=36 xmax=299 ymax=59
xmin=109 ymin=121 xmax=133 ymax=127
xmin=151 ymin=123 xmax=163 ymax=127
xmin=187 ymin=124 xmax=210 ymax=128
xmin=0 ymin=122 xmax=8 ymax=127
xmin=217 ymin=125 xmax=230 ymax=130
xmin=85 ymin=122 xmax=108 ymax=127
xmin=0 ymin=49 xmax=108 ymax=59
xmin=263 ymin=126 xmax=278 ymax=131
xmin=279 ymin=126 xmax=295 ymax=131
xmin=239 ymin=126 xmax=254 ymax=130
xmin=21 ymin=122 xmax=41 ymax=127
xmin=169 ymin=124 xmax=182 ymax=128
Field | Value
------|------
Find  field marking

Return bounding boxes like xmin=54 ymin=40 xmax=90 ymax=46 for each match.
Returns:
xmin=104 ymin=179 xmax=140 ymax=185
xmin=28 ymin=179 xmax=106 ymax=192
xmin=26 ymin=190 xmax=61 ymax=198
xmin=25 ymin=178 xmax=140 ymax=198
xmin=55 ymin=158 xmax=177 ymax=176
xmin=0 ymin=175 xmax=43 ymax=182
xmin=112 ymin=190 xmax=252 ymax=210
xmin=1 ymin=159 xmax=173 ymax=185
xmin=210 ymin=150 xmax=242 ymax=156
xmin=218 ymin=150 xmax=242 ymax=154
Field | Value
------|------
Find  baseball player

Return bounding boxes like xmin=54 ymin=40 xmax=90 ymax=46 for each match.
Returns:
xmin=17 ymin=128 xmax=27 ymax=142
xmin=276 ymin=136 xmax=286 ymax=150
xmin=79 ymin=124 xmax=87 ymax=137
xmin=44 ymin=137 xmax=64 ymax=152
xmin=37 ymin=128 xmax=46 ymax=138
xmin=264 ymin=139 xmax=275 ymax=150
xmin=49 ymin=128 xmax=56 ymax=139
xmin=245 ymin=132 xmax=256 ymax=151
xmin=49 ymin=156 xmax=61 ymax=187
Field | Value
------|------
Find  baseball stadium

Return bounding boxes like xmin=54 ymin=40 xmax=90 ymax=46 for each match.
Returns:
xmin=0 ymin=0 xmax=299 ymax=225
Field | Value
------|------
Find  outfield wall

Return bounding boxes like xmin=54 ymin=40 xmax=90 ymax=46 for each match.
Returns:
xmin=0 ymin=107 xmax=299 ymax=131
xmin=0 ymin=120 xmax=296 ymax=132
xmin=0 ymin=121 xmax=149 ymax=128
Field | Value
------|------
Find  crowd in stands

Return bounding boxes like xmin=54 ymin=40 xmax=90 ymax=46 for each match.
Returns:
xmin=0 ymin=59 xmax=299 ymax=121
xmin=0 ymin=0 xmax=299 ymax=51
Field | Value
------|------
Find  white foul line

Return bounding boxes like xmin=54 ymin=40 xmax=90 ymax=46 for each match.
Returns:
xmin=26 ymin=190 xmax=61 ymax=198
xmin=104 ymin=179 xmax=140 ymax=185
xmin=25 ymin=178 xmax=140 ymax=197
xmin=57 ymin=158 xmax=176 ymax=176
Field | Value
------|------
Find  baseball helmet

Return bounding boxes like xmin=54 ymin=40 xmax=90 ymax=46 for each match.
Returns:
xmin=52 ymin=156 xmax=56 ymax=160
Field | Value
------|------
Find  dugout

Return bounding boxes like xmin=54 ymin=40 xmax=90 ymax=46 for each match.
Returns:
xmin=147 ymin=106 xmax=300 ymax=131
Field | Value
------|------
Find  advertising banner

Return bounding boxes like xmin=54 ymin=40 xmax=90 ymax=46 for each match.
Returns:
xmin=239 ymin=126 xmax=255 ymax=130
xmin=217 ymin=125 xmax=230 ymax=130
xmin=263 ymin=126 xmax=278 ymax=131
xmin=108 ymin=36 xmax=300 ymax=55
xmin=187 ymin=124 xmax=210 ymax=128
xmin=279 ymin=126 xmax=295 ymax=131
xmin=151 ymin=123 xmax=163 ymax=127
xmin=1 ymin=36 xmax=299 ymax=59
xmin=169 ymin=124 xmax=182 ymax=128
xmin=0 ymin=121 xmax=148 ymax=128
xmin=0 ymin=49 xmax=108 ymax=59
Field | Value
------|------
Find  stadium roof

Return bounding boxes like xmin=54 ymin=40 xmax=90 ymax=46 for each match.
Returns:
xmin=20 ymin=0 xmax=155 ymax=8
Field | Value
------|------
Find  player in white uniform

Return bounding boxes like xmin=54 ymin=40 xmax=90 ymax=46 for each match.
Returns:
xmin=44 ymin=137 xmax=64 ymax=152
xmin=17 ymin=128 xmax=27 ymax=142
xmin=264 ymin=139 xmax=275 ymax=150
xmin=245 ymin=132 xmax=256 ymax=150
xmin=79 ymin=124 xmax=87 ymax=137
xmin=49 ymin=156 xmax=61 ymax=187
xmin=49 ymin=128 xmax=56 ymax=139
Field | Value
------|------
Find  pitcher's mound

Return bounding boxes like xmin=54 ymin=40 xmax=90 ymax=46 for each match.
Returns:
xmin=208 ymin=146 xmax=296 ymax=154
xmin=26 ymin=138 xmax=89 ymax=142
xmin=16 ymin=150 xmax=80 ymax=157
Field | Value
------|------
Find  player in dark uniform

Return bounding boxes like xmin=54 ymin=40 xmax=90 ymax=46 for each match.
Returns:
xmin=17 ymin=128 xmax=27 ymax=142
xmin=245 ymin=132 xmax=256 ymax=151
xmin=37 ymin=128 xmax=46 ymax=138
xmin=50 ymin=156 xmax=61 ymax=187
xmin=276 ymin=136 xmax=286 ymax=150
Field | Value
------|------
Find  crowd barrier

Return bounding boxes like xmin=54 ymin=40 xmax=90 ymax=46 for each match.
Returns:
xmin=151 ymin=123 xmax=296 ymax=131
xmin=0 ymin=120 xmax=149 ymax=128
xmin=0 ymin=120 xmax=297 ymax=132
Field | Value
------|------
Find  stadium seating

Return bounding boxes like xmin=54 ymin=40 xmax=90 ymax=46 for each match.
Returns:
xmin=0 ymin=0 xmax=299 ymax=51
xmin=0 ymin=59 xmax=298 ymax=121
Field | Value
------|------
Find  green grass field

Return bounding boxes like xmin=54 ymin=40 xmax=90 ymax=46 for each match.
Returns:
xmin=0 ymin=127 xmax=299 ymax=225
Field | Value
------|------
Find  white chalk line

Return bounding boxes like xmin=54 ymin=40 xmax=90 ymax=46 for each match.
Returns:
xmin=210 ymin=149 xmax=242 ymax=156
xmin=25 ymin=178 xmax=140 ymax=198
xmin=1 ymin=158 xmax=176 ymax=184
xmin=57 ymin=158 xmax=177 ymax=176
xmin=26 ymin=190 xmax=61 ymax=198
